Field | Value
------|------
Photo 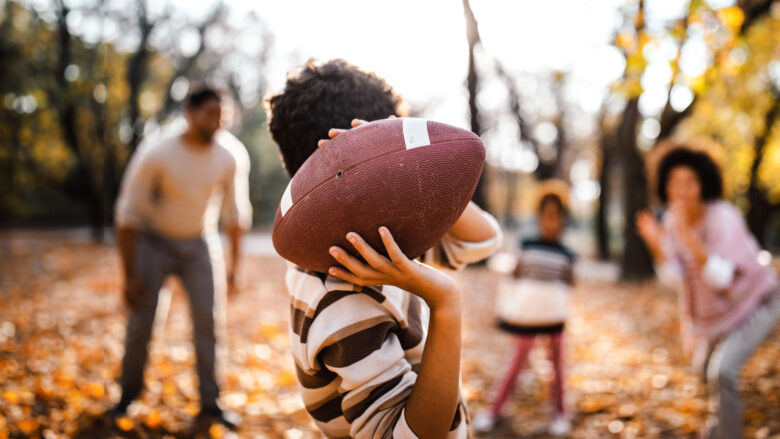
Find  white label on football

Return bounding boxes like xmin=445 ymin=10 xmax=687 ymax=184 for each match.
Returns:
xmin=403 ymin=118 xmax=430 ymax=149
xmin=280 ymin=179 xmax=294 ymax=217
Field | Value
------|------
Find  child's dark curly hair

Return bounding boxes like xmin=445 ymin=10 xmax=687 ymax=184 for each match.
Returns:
xmin=266 ymin=59 xmax=404 ymax=177
xmin=656 ymin=147 xmax=723 ymax=204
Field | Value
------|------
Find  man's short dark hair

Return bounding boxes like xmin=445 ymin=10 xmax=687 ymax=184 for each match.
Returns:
xmin=656 ymin=147 xmax=723 ymax=204
xmin=185 ymin=86 xmax=222 ymax=109
xmin=266 ymin=59 xmax=403 ymax=177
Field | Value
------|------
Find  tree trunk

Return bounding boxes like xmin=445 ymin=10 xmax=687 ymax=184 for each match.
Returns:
xmin=154 ymin=4 xmax=223 ymax=124
xmin=619 ymin=98 xmax=654 ymax=280
xmin=55 ymin=0 xmax=105 ymax=241
xmin=746 ymin=94 xmax=780 ymax=244
xmin=657 ymin=99 xmax=693 ymax=141
xmin=596 ymin=128 xmax=613 ymax=260
xmin=125 ymin=0 xmax=154 ymax=154
xmin=463 ymin=0 xmax=487 ymax=209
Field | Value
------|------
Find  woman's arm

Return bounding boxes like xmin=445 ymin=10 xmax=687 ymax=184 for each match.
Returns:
xmin=674 ymin=203 xmax=737 ymax=290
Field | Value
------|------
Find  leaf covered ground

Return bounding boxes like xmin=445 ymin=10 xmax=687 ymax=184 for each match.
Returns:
xmin=1 ymin=231 xmax=778 ymax=438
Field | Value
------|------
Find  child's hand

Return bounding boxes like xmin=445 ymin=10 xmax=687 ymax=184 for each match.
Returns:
xmin=317 ymin=118 xmax=366 ymax=148
xmin=328 ymin=227 xmax=460 ymax=311
xmin=316 ymin=116 xmax=396 ymax=148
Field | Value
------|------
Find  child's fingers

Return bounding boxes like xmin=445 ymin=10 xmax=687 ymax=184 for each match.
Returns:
xmin=328 ymin=128 xmax=346 ymax=138
xmin=345 ymin=232 xmax=393 ymax=272
xmin=328 ymin=266 xmax=379 ymax=286
xmin=351 ymin=119 xmax=367 ymax=127
xmin=317 ymin=139 xmax=328 ymax=148
xmin=378 ymin=227 xmax=409 ymax=268
xmin=329 ymin=246 xmax=378 ymax=279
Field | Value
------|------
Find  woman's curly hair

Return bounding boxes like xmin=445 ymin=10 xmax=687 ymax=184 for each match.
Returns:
xmin=655 ymin=145 xmax=724 ymax=204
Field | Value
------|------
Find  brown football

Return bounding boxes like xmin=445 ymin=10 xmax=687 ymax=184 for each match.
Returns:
xmin=272 ymin=118 xmax=485 ymax=273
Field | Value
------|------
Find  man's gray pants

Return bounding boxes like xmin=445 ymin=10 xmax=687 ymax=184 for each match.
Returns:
xmin=119 ymin=231 xmax=226 ymax=410
xmin=705 ymin=292 xmax=780 ymax=439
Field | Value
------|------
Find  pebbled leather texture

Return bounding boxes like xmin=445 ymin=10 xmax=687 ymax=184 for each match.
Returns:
xmin=272 ymin=118 xmax=485 ymax=273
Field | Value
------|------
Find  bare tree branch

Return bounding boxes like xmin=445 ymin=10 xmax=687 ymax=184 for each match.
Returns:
xmin=154 ymin=2 xmax=226 ymax=123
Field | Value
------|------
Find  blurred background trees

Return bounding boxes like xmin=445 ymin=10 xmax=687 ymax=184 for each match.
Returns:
xmin=2 ymin=0 xmax=780 ymax=280
xmin=460 ymin=0 xmax=780 ymax=279
xmin=0 ymin=0 xmax=284 ymax=240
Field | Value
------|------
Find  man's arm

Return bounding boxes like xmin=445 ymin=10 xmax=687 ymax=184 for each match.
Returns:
xmin=116 ymin=226 xmax=144 ymax=307
xmin=117 ymin=226 xmax=138 ymax=278
xmin=115 ymin=146 xmax=156 ymax=307
xmin=226 ymin=224 xmax=244 ymax=296
xmin=219 ymin=135 xmax=252 ymax=296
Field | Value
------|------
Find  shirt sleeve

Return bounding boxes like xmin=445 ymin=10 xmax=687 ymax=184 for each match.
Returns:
xmin=392 ymin=410 xmax=419 ymax=438
xmin=698 ymin=203 xmax=754 ymax=291
xmin=701 ymin=254 xmax=736 ymax=289
xmin=423 ymin=207 xmax=503 ymax=271
xmin=220 ymin=140 xmax=253 ymax=230
xmin=115 ymin=145 xmax=157 ymax=229
xmin=306 ymin=292 xmax=420 ymax=438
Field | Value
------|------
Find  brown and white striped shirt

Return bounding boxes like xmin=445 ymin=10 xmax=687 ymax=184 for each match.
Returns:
xmin=285 ymin=210 xmax=501 ymax=438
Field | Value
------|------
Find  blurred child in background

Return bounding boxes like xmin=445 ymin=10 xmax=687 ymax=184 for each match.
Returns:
xmin=474 ymin=181 xmax=575 ymax=436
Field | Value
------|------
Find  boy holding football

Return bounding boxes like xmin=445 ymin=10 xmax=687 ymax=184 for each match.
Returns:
xmin=266 ymin=59 xmax=501 ymax=438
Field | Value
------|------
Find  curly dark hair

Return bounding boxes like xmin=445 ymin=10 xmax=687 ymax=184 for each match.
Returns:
xmin=266 ymin=59 xmax=403 ymax=177
xmin=656 ymin=147 xmax=723 ymax=204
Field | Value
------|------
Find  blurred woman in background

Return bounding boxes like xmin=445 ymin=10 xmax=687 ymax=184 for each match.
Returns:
xmin=636 ymin=145 xmax=780 ymax=439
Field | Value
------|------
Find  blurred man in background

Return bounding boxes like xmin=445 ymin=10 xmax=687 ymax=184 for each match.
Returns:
xmin=111 ymin=86 xmax=252 ymax=429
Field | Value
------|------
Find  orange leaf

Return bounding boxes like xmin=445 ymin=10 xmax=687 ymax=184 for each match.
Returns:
xmin=2 ymin=391 xmax=18 ymax=404
xmin=18 ymin=419 xmax=38 ymax=435
xmin=116 ymin=416 xmax=133 ymax=431
xmin=145 ymin=410 xmax=162 ymax=429
xmin=209 ymin=423 xmax=227 ymax=438
xmin=85 ymin=381 xmax=105 ymax=399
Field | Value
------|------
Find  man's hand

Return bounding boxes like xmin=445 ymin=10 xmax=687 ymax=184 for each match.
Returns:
xmin=226 ymin=224 xmax=244 ymax=299
xmin=117 ymin=227 xmax=144 ymax=308
xmin=226 ymin=268 xmax=240 ymax=298
xmin=123 ymin=273 xmax=148 ymax=309
xmin=328 ymin=227 xmax=460 ymax=311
